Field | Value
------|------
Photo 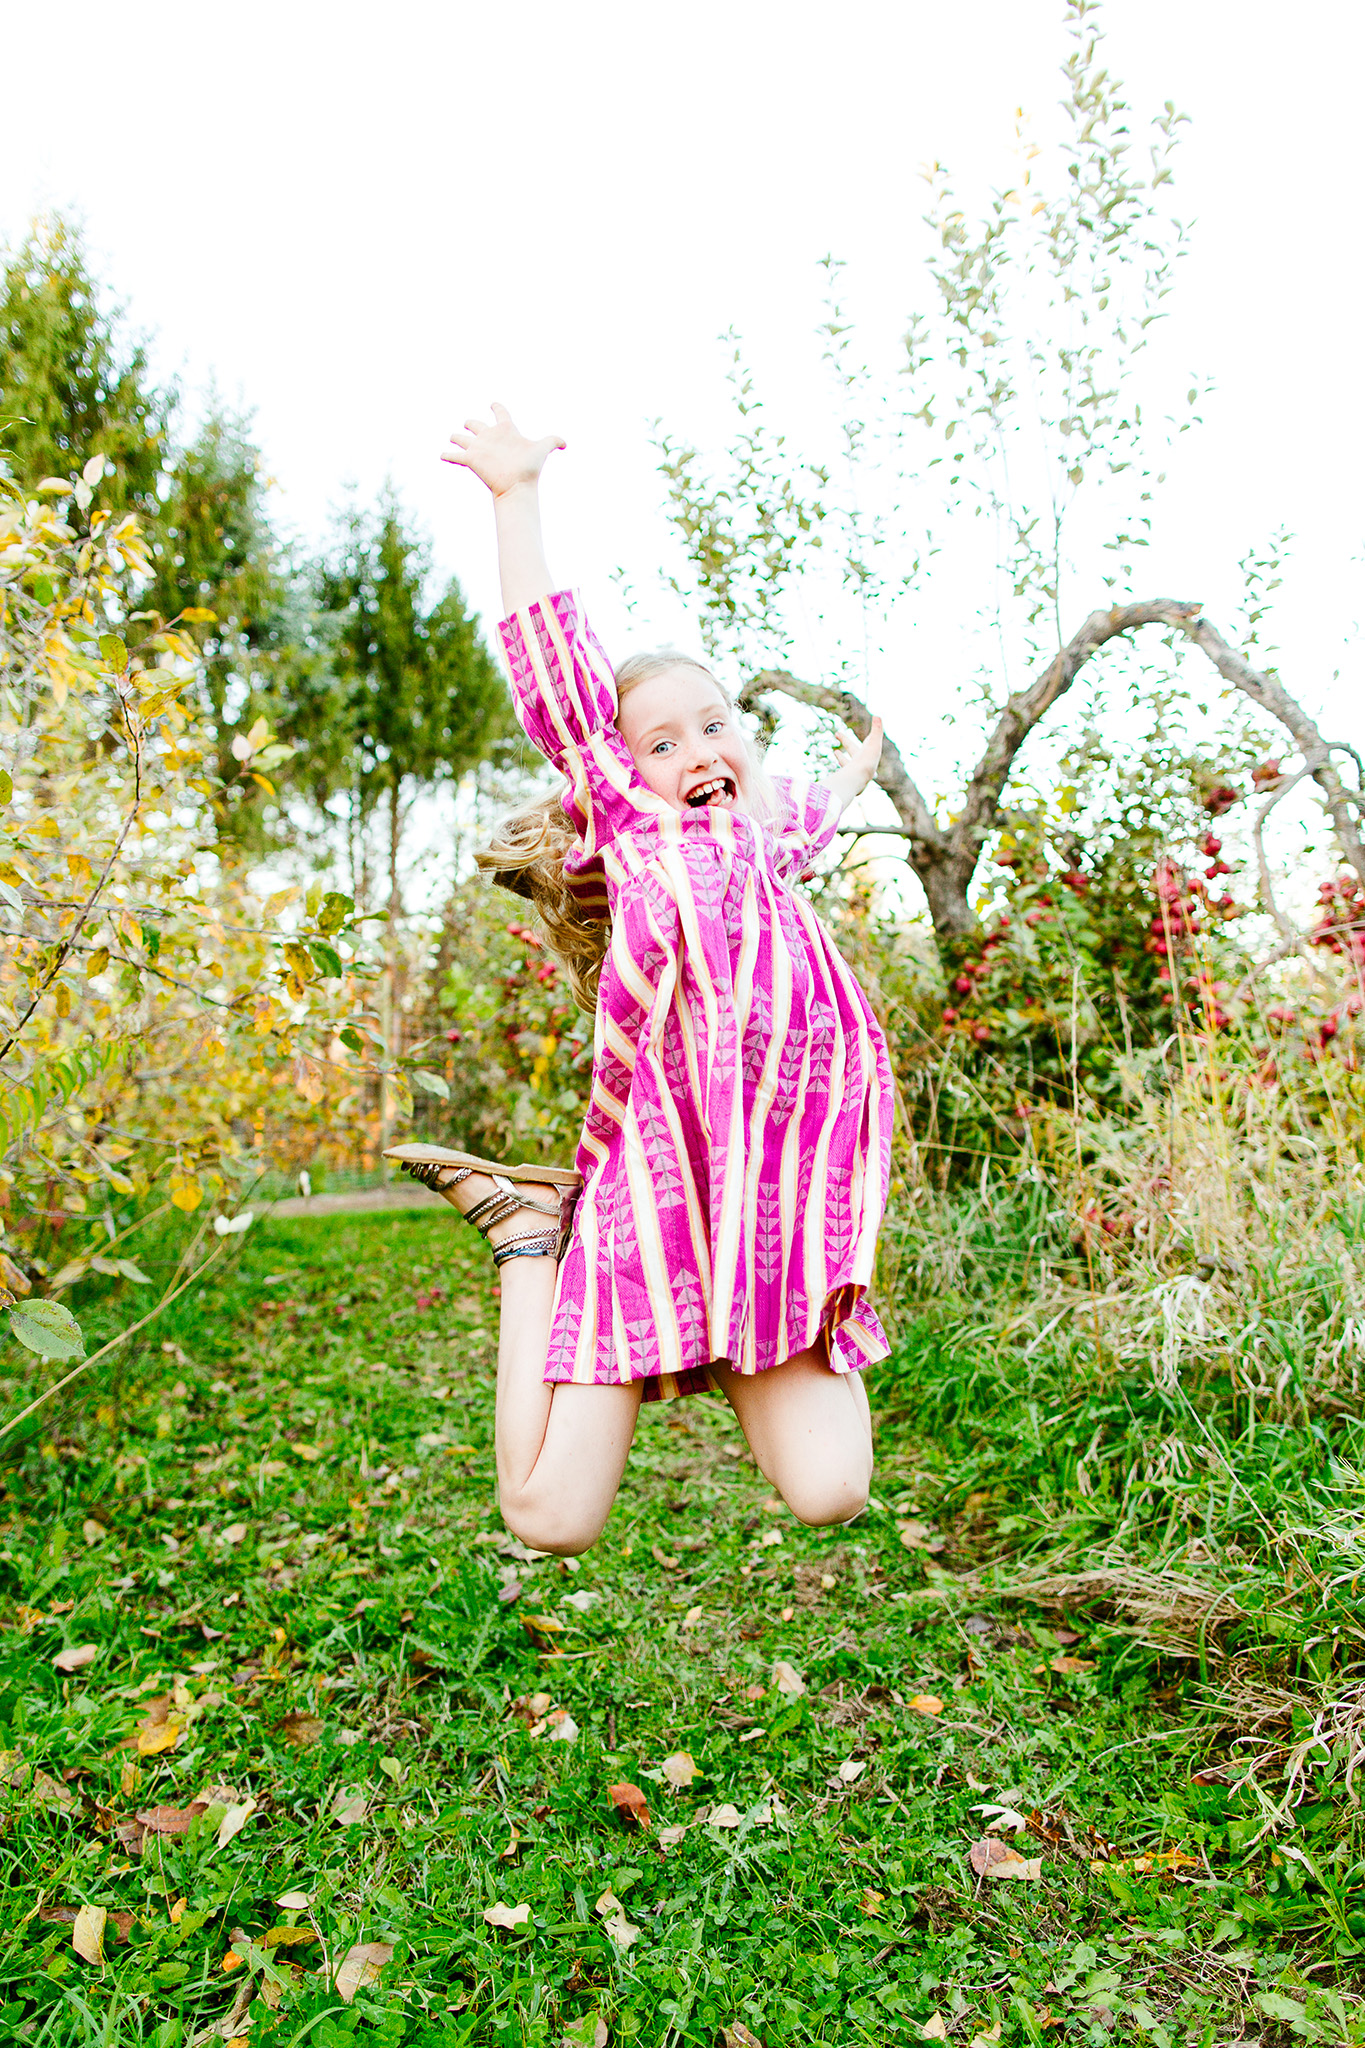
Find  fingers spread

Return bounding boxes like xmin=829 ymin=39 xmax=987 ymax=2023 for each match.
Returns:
xmin=490 ymin=400 xmax=512 ymax=422
xmin=463 ymin=415 xmax=490 ymax=433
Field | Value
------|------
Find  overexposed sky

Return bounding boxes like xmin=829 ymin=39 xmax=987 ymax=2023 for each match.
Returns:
xmin=5 ymin=0 xmax=1363 ymax=882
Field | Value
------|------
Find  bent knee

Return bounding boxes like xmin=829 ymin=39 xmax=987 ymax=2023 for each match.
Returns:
xmin=782 ymin=1468 xmax=871 ymax=1529
xmin=499 ymin=1495 xmax=603 ymax=1558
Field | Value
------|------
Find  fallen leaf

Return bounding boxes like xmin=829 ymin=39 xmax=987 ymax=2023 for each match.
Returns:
xmin=216 ymin=1797 xmax=257 ymax=1848
xmin=291 ymin=1442 xmax=323 ymax=1462
xmin=266 ymin=1925 xmax=317 ymax=1948
xmin=334 ymin=1939 xmax=395 ymax=2000
xmin=594 ymin=1892 xmax=641 ymax=1949
xmin=659 ymin=1824 xmax=689 ymax=1848
xmin=276 ymin=1889 xmax=310 ymax=1909
xmin=968 ymin=1835 xmax=1042 ymax=1880
xmin=82 ymin=1519 xmax=106 ymax=1546
xmin=137 ymin=1802 xmax=206 ymax=1837
xmin=709 ymin=1803 xmax=743 ymax=1829
xmin=484 ymin=1900 xmax=532 ymax=1931
xmin=546 ymin=1710 xmax=579 ymax=1744
xmin=1049 ymin=1654 xmax=1095 ymax=1676
xmin=521 ymin=1612 xmax=564 ymax=1638
xmin=169 ymin=1897 xmax=187 ymax=1923
xmin=908 ymin=1694 xmax=944 ymax=1717
xmin=773 ymin=1660 xmax=805 ymax=1697
xmin=683 ymin=1604 xmax=703 ymax=1627
xmin=137 ymin=1718 xmax=184 ymax=1756
xmin=971 ymin=1802 xmax=1030 ymax=1834
xmin=499 ymin=1828 xmax=521 ymax=1861
xmin=722 ymin=2025 xmax=765 ymax=2048
xmin=838 ymin=1760 xmax=866 ymax=1784
xmin=561 ymin=1589 xmax=600 ymax=1613
xmin=920 ymin=2020 xmax=948 ymax=2042
xmin=759 ymin=1528 xmax=783 ymax=1548
xmin=607 ymin=1780 xmax=650 ymax=1830
xmin=859 ymin=1888 xmax=885 ymax=1915
xmin=1128 ymin=1847 xmax=1201 ymax=1875
xmin=72 ymin=1903 xmax=106 ymax=1965
xmin=897 ymin=1518 xmax=938 ymax=1548
xmin=32 ymin=1769 xmax=76 ymax=1812
xmin=969 ymin=2029 xmax=1002 ymax=2048
xmin=218 ymin=1522 xmax=247 ymax=1546
xmin=280 ymin=1711 xmax=323 ymax=1748
xmin=332 ymin=1788 xmax=368 ymax=1825
xmin=561 ymin=2018 xmax=609 ymax=2048
xmin=661 ymin=1751 xmax=700 ymax=1789
xmin=53 ymin=1643 xmax=99 ymax=1674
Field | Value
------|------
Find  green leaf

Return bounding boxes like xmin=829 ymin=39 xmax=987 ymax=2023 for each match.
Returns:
xmin=411 ymin=1069 xmax=450 ymax=1100
xmin=0 ymin=771 xmax=11 ymax=806
xmin=1256 ymin=1993 xmax=1308 ymax=2021
xmin=9 ymin=1297 xmax=85 ymax=1361
xmin=339 ymin=1027 xmax=363 ymax=1054
xmin=116 ymin=1260 xmax=152 ymax=1285
xmin=307 ymin=942 xmax=343 ymax=980
xmin=318 ymin=892 xmax=354 ymax=937
xmin=98 ymin=634 xmax=128 ymax=674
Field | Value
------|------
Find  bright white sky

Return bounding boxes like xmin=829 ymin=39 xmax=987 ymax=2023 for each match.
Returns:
xmin=5 ymin=0 xmax=1363 ymax=902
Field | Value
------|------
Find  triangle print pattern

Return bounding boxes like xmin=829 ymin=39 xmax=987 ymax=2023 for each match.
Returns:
xmin=498 ymin=593 xmax=898 ymax=1396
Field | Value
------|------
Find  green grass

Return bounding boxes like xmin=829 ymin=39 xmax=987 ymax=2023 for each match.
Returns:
xmin=1 ymin=1208 xmax=1362 ymax=2046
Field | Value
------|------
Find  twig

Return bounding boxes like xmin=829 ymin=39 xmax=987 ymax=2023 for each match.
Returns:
xmin=0 ymin=1238 xmax=229 ymax=1446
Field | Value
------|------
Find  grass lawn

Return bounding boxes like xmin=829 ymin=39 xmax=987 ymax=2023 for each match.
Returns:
xmin=0 ymin=1208 xmax=1360 ymax=2046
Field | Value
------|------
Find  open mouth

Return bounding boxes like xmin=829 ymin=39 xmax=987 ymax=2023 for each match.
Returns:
xmin=685 ymin=776 xmax=735 ymax=808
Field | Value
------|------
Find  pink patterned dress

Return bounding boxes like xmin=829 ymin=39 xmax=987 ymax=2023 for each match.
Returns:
xmin=500 ymin=590 xmax=894 ymax=1401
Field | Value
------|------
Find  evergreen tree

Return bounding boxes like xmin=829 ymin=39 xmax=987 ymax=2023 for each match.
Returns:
xmin=311 ymin=494 xmax=513 ymax=915
xmin=0 ymin=215 xmax=170 ymax=513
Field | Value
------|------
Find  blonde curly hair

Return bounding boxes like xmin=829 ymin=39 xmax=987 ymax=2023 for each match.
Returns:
xmin=475 ymin=651 xmax=773 ymax=1013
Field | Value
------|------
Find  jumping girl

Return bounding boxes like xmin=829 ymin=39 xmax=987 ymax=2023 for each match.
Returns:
xmin=386 ymin=405 xmax=894 ymax=1556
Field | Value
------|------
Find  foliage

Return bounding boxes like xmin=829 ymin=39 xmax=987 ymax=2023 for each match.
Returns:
xmin=0 ymin=465 xmax=386 ymax=1334
xmin=0 ymin=219 xmax=170 ymax=527
xmin=1 ymin=1208 xmax=1363 ymax=2044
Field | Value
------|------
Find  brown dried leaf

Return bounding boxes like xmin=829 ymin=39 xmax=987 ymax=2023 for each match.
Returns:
xmin=722 ymin=2025 xmax=765 ymax=2048
xmin=136 ymin=1802 xmax=206 ymax=1837
xmin=661 ymin=1751 xmax=699 ymax=1789
xmin=607 ymin=1780 xmax=650 ymax=1830
xmin=908 ymin=1694 xmax=944 ymax=1717
xmin=280 ymin=1712 xmax=323 ymax=1748
xmin=334 ymin=1939 xmax=395 ymax=2000
xmin=708 ymin=1803 xmax=743 ymax=1829
xmin=1049 ymin=1654 xmax=1096 ymax=1676
xmin=332 ymin=1788 xmax=368 ymax=1825
xmin=53 ymin=1643 xmax=99 ymax=1674
xmin=920 ymin=2020 xmax=948 ymax=2043
xmin=772 ymin=1660 xmax=805 ymax=1697
xmin=968 ymin=1835 xmax=1042 ymax=1880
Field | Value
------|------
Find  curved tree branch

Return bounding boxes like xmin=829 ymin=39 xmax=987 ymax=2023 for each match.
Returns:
xmin=1177 ymin=615 xmax=1365 ymax=887
xmin=747 ymin=599 xmax=1365 ymax=952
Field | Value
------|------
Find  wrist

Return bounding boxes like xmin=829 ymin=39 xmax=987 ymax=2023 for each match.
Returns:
xmin=492 ymin=477 xmax=542 ymax=505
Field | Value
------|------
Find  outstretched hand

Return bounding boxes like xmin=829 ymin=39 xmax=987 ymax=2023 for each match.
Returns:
xmin=834 ymin=716 xmax=884 ymax=799
xmin=443 ymin=402 xmax=565 ymax=497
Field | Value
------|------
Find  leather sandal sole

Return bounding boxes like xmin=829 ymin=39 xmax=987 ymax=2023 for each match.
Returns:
xmin=382 ymin=1143 xmax=581 ymax=1189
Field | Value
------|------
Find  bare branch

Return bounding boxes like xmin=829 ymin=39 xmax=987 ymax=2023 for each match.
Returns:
xmin=1179 ymin=615 xmax=1365 ymax=886
xmin=748 ymin=667 xmax=947 ymax=855
xmin=949 ymin=599 xmax=1204 ymax=864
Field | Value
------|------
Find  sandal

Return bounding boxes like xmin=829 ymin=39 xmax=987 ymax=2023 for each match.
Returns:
xmin=382 ymin=1143 xmax=582 ymax=1267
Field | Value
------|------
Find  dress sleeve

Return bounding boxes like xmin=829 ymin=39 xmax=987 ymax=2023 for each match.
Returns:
xmin=766 ymin=774 xmax=841 ymax=883
xmin=499 ymin=589 xmax=670 ymax=857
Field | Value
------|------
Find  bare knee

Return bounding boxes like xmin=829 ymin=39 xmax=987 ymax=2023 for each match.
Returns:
xmin=499 ymin=1492 xmax=604 ymax=1558
xmin=781 ymin=1466 xmax=871 ymax=1529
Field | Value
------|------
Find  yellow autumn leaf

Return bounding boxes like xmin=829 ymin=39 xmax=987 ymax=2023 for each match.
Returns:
xmin=71 ymin=1904 xmax=106 ymax=1965
xmin=168 ymin=1173 xmax=202 ymax=1213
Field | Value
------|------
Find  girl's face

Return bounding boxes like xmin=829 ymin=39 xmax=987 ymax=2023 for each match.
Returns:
xmin=616 ymin=666 xmax=753 ymax=816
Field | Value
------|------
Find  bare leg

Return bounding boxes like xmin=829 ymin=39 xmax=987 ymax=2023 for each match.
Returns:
xmin=716 ymin=1344 xmax=873 ymax=1526
xmin=446 ymin=1172 xmax=642 ymax=1555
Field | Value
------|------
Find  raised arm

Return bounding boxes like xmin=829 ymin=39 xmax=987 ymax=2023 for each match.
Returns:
xmin=443 ymin=402 xmax=565 ymax=614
